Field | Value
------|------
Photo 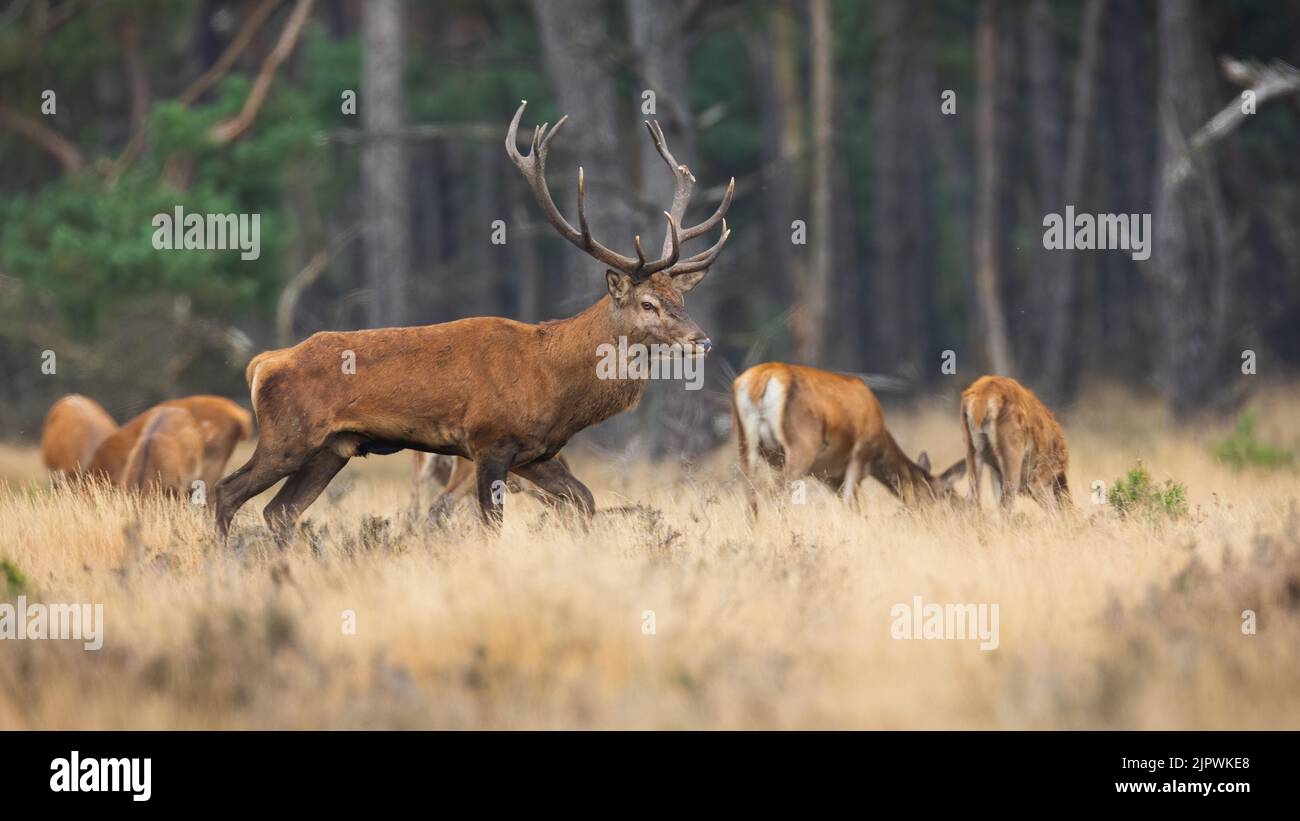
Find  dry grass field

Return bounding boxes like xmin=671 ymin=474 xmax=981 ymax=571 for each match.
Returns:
xmin=2 ymin=385 xmax=1299 ymax=729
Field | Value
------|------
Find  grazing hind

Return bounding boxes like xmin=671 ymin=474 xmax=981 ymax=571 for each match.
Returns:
xmin=119 ymin=407 xmax=205 ymax=497
xmin=159 ymin=395 xmax=254 ymax=492
xmin=732 ymin=362 xmax=964 ymax=514
xmin=40 ymin=394 xmax=118 ymax=481
xmin=960 ymin=375 xmax=1071 ymax=512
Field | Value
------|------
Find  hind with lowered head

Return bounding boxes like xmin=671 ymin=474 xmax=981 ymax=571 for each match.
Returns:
xmin=733 ymin=363 xmax=965 ymax=514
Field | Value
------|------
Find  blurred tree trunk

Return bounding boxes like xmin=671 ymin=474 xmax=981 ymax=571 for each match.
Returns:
xmin=1096 ymin=1 xmax=1154 ymax=379
xmin=803 ymin=0 xmax=833 ymax=365
xmin=511 ymin=192 xmax=544 ymax=323
xmin=531 ymin=0 xmax=637 ymax=298
xmin=361 ymin=0 xmax=411 ymax=328
xmin=924 ymin=61 xmax=974 ymax=366
xmin=745 ymin=0 xmax=804 ymax=348
xmin=1023 ymin=0 xmax=1063 ymax=372
xmin=118 ymin=19 xmax=151 ymax=139
xmin=411 ymin=141 xmax=446 ymax=322
xmin=628 ymin=0 xmax=715 ymax=457
xmin=870 ymin=0 xmax=931 ymax=380
xmin=470 ymin=142 xmax=501 ymax=317
xmin=1150 ymin=0 xmax=1234 ymax=416
xmin=1029 ymin=0 xmax=1102 ymax=400
xmin=972 ymin=0 xmax=1016 ymax=376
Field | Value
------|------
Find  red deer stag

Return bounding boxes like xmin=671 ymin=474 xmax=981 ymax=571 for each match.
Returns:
xmin=961 ymin=375 xmax=1071 ymax=511
xmin=41 ymin=394 xmax=118 ymax=480
xmin=733 ymin=363 xmax=965 ymax=514
xmin=215 ymin=101 xmax=733 ymax=538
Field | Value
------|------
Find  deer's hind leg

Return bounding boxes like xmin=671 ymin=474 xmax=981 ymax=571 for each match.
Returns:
xmin=838 ymin=447 xmax=865 ymax=511
xmin=778 ymin=389 xmax=822 ymax=483
xmin=994 ymin=436 xmax=1025 ymax=513
xmin=962 ymin=408 xmax=983 ymax=505
xmin=215 ymin=444 xmax=309 ymax=539
xmin=511 ymin=457 xmax=595 ymax=518
xmin=263 ymin=449 xmax=349 ymax=541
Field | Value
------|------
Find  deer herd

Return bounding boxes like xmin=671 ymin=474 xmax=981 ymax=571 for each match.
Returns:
xmin=37 ymin=101 xmax=1073 ymax=539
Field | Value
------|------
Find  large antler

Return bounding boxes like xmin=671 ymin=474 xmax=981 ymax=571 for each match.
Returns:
xmin=643 ymin=119 xmax=735 ymax=278
xmin=506 ymin=100 xmax=732 ymax=281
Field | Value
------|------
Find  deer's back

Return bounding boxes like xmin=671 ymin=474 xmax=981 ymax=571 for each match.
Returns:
xmin=737 ymin=363 xmax=883 ymax=440
xmin=963 ymin=375 xmax=1068 ymax=466
xmin=248 ymin=318 xmax=583 ymax=453
xmin=161 ymin=395 xmax=253 ymax=445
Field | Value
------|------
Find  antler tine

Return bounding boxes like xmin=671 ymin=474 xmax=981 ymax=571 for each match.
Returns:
xmin=666 ymin=218 xmax=730 ymax=276
xmin=644 ymin=119 xmax=695 ymax=259
xmin=663 ymin=211 xmax=681 ymax=269
xmin=641 ymin=212 xmax=681 ymax=276
xmin=505 ymin=99 xmax=530 ymax=164
xmin=680 ymin=177 xmax=735 ymax=243
xmin=539 ymin=115 xmax=567 ymax=159
xmin=645 ymin=119 xmax=689 ymax=178
xmin=632 ymin=234 xmax=647 ymax=274
xmin=505 ymin=100 xmax=643 ymax=274
xmin=577 ymin=166 xmax=592 ymax=248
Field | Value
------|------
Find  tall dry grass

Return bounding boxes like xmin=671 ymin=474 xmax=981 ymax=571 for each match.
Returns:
xmin=1 ymin=386 xmax=1299 ymax=729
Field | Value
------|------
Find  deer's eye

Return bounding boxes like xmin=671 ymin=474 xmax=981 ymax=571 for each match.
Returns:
xmin=641 ymin=301 xmax=656 ymax=312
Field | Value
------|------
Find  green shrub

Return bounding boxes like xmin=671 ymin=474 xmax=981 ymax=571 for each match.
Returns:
xmin=0 ymin=558 xmax=27 ymax=596
xmin=1107 ymin=462 xmax=1188 ymax=520
xmin=1211 ymin=411 xmax=1295 ymax=471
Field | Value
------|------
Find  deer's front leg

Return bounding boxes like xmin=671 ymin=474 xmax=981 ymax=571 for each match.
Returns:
xmin=474 ymin=447 xmax=517 ymax=526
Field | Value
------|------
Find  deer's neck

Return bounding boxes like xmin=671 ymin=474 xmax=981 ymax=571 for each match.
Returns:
xmin=870 ymin=433 xmax=932 ymax=504
xmin=538 ymin=295 xmax=646 ymax=427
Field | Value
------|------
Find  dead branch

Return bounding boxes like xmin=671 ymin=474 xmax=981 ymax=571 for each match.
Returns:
xmin=0 ymin=105 xmax=84 ymax=171
xmin=209 ymin=0 xmax=316 ymax=145
xmin=276 ymin=223 xmax=362 ymax=346
xmin=181 ymin=0 xmax=282 ymax=106
xmin=110 ymin=0 xmax=282 ymax=183
xmin=1167 ymin=58 xmax=1300 ymax=185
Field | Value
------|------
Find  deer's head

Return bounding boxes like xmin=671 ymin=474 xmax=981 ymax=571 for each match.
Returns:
xmin=915 ymin=452 xmax=969 ymax=503
xmin=506 ymin=102 xmax=733 ymax=355
xmin=604 ymin=269 xmax=711 ymax=352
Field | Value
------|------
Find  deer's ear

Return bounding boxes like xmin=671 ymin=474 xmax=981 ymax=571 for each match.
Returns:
xmin=917 ymin=451 xmax=932 ymax=473
xmin=671 ymin=268 xmax=708 ymax=294
xmin=938 ymin=460 xmax=967 ymax=488
xmin=606 ymin=270 xmax=632 ymax=302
